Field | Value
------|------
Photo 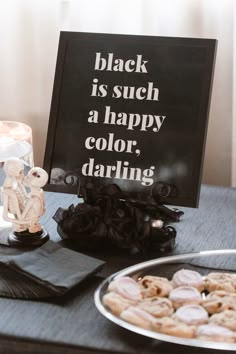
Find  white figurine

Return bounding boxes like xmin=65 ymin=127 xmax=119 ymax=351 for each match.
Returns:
xmin=2 ymin=158 xmax=48 ymax=239
xmin=20 ymin=167 xmax=48 ymax=233
xmin=2 ymin=157 xmax=28 ymax=232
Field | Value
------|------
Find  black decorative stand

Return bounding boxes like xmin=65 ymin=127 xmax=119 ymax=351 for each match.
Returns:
xmin=53 ymin=176 xmax=184 ymax=256
xmin=8 ymin=229 xmax=49 ymax=248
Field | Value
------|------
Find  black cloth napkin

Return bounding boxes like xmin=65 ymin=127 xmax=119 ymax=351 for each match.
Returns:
xmin=0 ymin=240 xmax=105 ymax=299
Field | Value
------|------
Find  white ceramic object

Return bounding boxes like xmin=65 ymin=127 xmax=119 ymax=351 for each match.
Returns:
xmin=1 ymin=158 xmax=48 ymax=233
xmin=2 ymin=157 xmax=28 ymax=232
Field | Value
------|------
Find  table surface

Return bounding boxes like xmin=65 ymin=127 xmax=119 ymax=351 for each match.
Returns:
xmin=0 ymin=184 xmax=236 ymax=354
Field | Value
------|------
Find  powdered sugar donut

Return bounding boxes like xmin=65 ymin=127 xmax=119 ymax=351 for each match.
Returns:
xmin=196 ymin=324 xmax=235 ymax=343
xmin=172 ymin=269 xmax=204 ymax=291
xmin=138 ymin=275 xmax=173 ymax=298
xmin=173 ymin=304 xmax=209 ymax=325
xmin=169 ymin=286 xmax=202 ymax=309
xmin=108 ymin=276 xmax=142 ymax=301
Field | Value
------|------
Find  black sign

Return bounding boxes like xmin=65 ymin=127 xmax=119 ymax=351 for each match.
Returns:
xmin=44 ymin=32 xmax=216 ymax=207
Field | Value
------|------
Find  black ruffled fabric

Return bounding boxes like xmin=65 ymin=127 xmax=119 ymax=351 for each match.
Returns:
xmin=53 ymin=183 xmax=183 ymax=255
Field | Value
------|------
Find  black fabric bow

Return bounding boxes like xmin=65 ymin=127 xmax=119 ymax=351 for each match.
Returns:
xmin=53 ymin=183 xmax=183 ymax=255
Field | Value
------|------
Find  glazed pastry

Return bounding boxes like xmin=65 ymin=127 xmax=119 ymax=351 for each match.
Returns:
xmin=204 ymin=272 xmax=236 ymax=293
xmin=152 ymin=317 xmax=196 ymax=338
xmin=120 ymin=306 xmax=155 ymax=330
xmin=138 ymin=275 xmax=173 ymax=298
xmin=210 ymin=310 xmax=236 ymax=331
xmin=202 ymin=290 xmax=236 ymax=314
xmin=172 ymin=269 xmax=204 ymax=291
xmin=169 ymin=286 xmax=202 ymax=309
xmin=196 ymin=324 xmax=235 ymax=343
xmin=173 ymin=304 xmax=208 ymax=325
xmin=108 ymin=276 xmax=142 ymax=301
xmin=137 ymin=296 xmax=174 ymax=317
xmin=103 ymin=292 xmax=137 ymax=316
xmin=151 ymin=316 xmax=174 ymax=332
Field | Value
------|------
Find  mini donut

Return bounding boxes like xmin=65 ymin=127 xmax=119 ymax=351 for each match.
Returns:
xmin=152 ymin=317 xmax=196 ymax=338
xmin=204 ymin=272 xmax=236 ymax=293
xmin=120 ymin=306 xmax=155 ymax=330
xmin=103 ymin=292 xmax=138 ymax=316
xmin=169 ymin=286 xmax=202 ymax=309
xmin=138 ymin=275 xmax=173 ymax=298
xmin=173 ymin=304 xmax=209 ymax=325
xmin=108 ymin=276 xmax=142 ymax=301
xmin=210 ymin=310 xmax=236 ymax=331
xmin=137 ymin=296 xmax=174 ymax=317
xmin=196 ymin=324 xmax=235 ymax=343
xmin=172 ymin=269 xmax=204 ymax=291
xmin=202 ymin=291 xmax=236 ymax=314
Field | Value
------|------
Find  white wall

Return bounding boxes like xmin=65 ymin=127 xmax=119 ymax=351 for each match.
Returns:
xmin=0 ymin=0 xmax=60 ymax=168
xmin=232 ymin=1 xmax=236 ymax=186
xmin=0 ymin=0 xmax=234 ymax=186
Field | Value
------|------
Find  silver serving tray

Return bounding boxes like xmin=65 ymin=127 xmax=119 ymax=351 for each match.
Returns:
xmin=94 ymin=250 xmax=236 ymax=351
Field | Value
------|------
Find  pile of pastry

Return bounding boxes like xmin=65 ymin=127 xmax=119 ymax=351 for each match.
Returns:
xmin=103 ymin=269 xmax=236 ymax=343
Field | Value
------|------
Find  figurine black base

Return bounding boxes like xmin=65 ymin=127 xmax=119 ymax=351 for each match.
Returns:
xmin=8 ymin=228 xmax=49 ymax=248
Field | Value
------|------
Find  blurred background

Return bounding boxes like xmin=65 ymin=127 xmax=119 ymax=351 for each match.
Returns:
xmin=0 ymin=0 xmax=235 ymax=187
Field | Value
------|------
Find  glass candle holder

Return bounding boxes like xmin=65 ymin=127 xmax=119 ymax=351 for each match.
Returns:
xmin=0 ymin=121 xmax=34 ymax=168
xmin=0 ymin=121 xmax=34 ymax=236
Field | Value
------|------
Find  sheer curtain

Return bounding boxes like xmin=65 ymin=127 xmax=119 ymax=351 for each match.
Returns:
xmin=0 ymin=0 xmax=235 ymax=186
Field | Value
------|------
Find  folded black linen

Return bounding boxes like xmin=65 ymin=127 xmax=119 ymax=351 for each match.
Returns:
xmin=0 ymin=240 xmax=105 ymax=299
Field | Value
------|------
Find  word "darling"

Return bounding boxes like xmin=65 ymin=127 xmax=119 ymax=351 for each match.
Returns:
xmin=82 ymin=158 xmax=155 ymax=186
